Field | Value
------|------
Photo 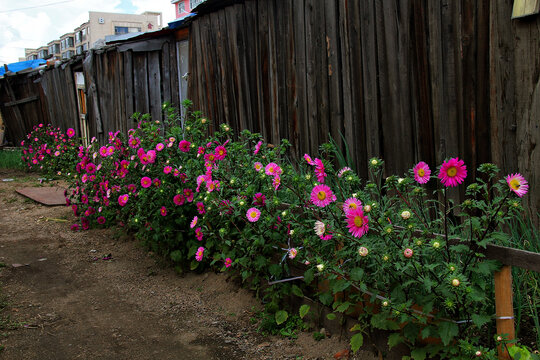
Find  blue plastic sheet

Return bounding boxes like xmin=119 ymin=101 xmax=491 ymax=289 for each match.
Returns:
xmin=0 ymin=59 xmax=46 ymax=76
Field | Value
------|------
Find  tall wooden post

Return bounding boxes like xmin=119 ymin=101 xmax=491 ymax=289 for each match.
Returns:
xmin=494 ymin=265 xmax=515 ymax=359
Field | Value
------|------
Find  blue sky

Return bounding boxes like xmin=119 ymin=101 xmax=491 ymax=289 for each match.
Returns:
xmin=0 ymin=0 xmax=176 ymax=64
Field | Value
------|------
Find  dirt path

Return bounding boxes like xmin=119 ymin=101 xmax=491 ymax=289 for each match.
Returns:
xmin=0 ymin=171 xmax=376 ymax=360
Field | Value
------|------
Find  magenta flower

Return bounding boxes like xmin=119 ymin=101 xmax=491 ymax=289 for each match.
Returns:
xmin=438 ymin=158 xmax=467 ymax=187
xmin=141 ymin=176 xmax=152 ymax=188
xmin=195 ymin=247 xmax=205 ymax=262
xmin=99 ymin=146 xmax=108 ymax=157
xmin=178 ymin=140 xmax=191 ymax=152
xmin=173 ymin=194 xmax=185 ymax=206
xmin=314 ymin=158 xmax=327 ymax=183
xmin=190 ymin=216 xmax=198 ymax=228
xmin=195 ymin=227 xmax=203 ymax=241
xmin=146 ymin=150 xmax=156 ymax=164
xmin=272 ymin=176 xmax=281 ymax=191
xmin=118 ymin=194 xmax=129 ymax=207
xmin=265 ymin=162 xmax=282 ymax=176
xmin=70 ymin=223 xmax=80 ymax=231
xmin=160 ymin=206 xmax=167 ymax=216
xmin=404 ymin=248 xmax=414 ymax=258
xmin=254 ymin=162 xmax=263 ymax=172
xmin=156 ymin=143 xmax=165 ymax=151
xmin=310 ymin=184 xmax=336 ymax=208
xmin=343 ymin=197 xmax=362 ymax=214
xmin=345 ymin=207 xmax=369 ymax=238
xmin=184 ymin=188 xmax=194 ymax=202
xmin=304 ymin=153 xmax=316 ymax=166
xmin=196 ymin=202 xmax=206 ymax=214
xmin=164 ymin=165 xmax=172 ymax=174
xmin=67 ymin=128 xmax=75 ymax=138
xmin=97 ymin=216 xmax=106 ymax=225
xmin=224 ymin=257 xmax=232 ymax=268
xmin=413 ymin=161 xmax=431 ymax=184
xmin=506 ymin=173 xmax=529 ymax=197
xmin=215 ymin=145 xmax=227 ymax=160
xmin=153 ymin=178 xmax=161 ymax=187
xmin=246 ymin=207 xmax=261 ymax=222
xmin=253 ymin=193 xmax=266 ymax=206
xmin=254 ymin=141 xmax=262 ymax=155
xmin=86 ymin=162 xmax=96 ymax=174
xmin=128 ymin=136 xmax=140 ymax=149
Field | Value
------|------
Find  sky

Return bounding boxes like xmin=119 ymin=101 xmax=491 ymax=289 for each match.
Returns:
xmin=0 ymin=0 xmax=177 ymax=64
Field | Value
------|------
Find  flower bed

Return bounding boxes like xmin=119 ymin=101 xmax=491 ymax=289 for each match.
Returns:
xmin=21 ymin=103 xmax=538 ymax=359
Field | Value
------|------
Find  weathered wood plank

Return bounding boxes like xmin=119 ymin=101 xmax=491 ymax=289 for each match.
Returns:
xmin=148 ymin=51 xmax=162 ymax=122
xmin=292 ymin=0 xmax=308 ymax=157
xmin=4 ymin=95 xmax=39 ymax=107
xmin=133 ymin=53 xmax=149 ymax=115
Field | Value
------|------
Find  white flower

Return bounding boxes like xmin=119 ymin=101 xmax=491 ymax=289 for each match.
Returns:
xmin=401 ymin=210 xmax=411 ymax=220
xmin=316 ymin=264 xmax=324 ymax=272
xmin=314 ymin=221 xmax=326 ymax=237
xmin=363 ymin=205 xmax=372 ymax=213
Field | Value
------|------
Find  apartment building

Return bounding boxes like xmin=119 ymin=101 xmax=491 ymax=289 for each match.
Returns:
xmin=172 ymin=0 xmax=206 ymax=19
xmin=24 ymin=11 xmax=162 ymax=61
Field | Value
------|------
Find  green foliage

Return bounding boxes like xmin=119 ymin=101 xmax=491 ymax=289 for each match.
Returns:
xmin=0 ymin=149 xmax=24 ymax=170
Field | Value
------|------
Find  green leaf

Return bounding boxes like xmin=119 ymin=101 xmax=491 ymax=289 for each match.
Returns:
xmin=387 ymin=333 xmax=404 ymax=349
xmin=471 ymin=314 xmax=491 ymax=328
xmin=336 ymin=302 xmax=351 ymax=313
xmin=170 ymin=250 xmax=183 ymax=263
xmin=420 ymin=326 xmax=432 ymax=339
xmin=350 ymin=267 xmax=364 ymax=281
xmin=438 ymin=322 xmax=459 ymax=346
xmin=403 ymin=322 xmax=419 ymax=343
xmin=350 ymin=333 xmax=364 ymax=353
xmin=299 ymin=304 xmax=310 ymax=319
xmin=476 ymin=260 xmax=501 ymax=275
xmin=190 ymin=260 xmax=199 ymax=271
xmin=411 ymin=347 xmax=429 ymax=360
xmin=303 ymin=269 xmax=314 ymax=284
xmin=350 ymin=323 xmax=363 ymax=332
xmin=268 ymin=264 xmax=282 ymax=278
xmin=319 ymin=292 xmax=334 ymax=306
xmin=275 ymin=310 xmax=288 ymax=325
xmin=332 ymin=279 xmax=350 ymax=294
xmin=326 ymin=313 xmax=337 ymax=321
xmin=371 ymin=313 xmax=400 ymax=330
xmin=291 ymin=285 xmax=303 ymax=298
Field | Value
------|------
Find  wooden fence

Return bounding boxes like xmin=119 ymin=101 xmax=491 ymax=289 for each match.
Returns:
xmin=188 ymin=0 xmax=539 ymax=220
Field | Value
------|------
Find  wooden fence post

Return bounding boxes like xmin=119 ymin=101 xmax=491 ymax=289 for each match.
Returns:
xmin=494 ymin=265 xmax=515 ymax=359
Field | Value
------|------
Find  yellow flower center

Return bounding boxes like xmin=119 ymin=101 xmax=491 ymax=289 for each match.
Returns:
xmin=317 ymin=191 xmax=327 ymax=201
xmin=510 ymin=179 xmax=521 ymax=190
xmin=250 ymin=211 xmax=258 ymax=218
xmin=354 ymin=216 xmax=363 ymax=227
xmin=417 ymin=168 xmax=425 ymax=177
xmin=446 ymin=166 xmax=457 ymax=177
xmin=348 ymin=203 xmax=357 ymax=210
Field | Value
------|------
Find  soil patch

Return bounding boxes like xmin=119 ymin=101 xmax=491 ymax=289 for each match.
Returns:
xmin=0 ymin=170 xmax=377 ymax=359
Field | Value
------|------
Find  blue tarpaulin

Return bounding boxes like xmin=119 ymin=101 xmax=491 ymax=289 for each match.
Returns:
xmin=0 ymin=59 xmax=46 ymax=76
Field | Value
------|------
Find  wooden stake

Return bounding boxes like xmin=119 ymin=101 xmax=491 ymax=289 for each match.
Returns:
xmin=494 ymin=265 xmax=515 ymax=359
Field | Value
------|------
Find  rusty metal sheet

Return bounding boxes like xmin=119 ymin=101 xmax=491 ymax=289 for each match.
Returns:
xmin=16 ymin=187 xmax=66 ymax=206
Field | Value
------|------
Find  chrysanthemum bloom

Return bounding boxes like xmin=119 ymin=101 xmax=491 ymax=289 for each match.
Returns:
xmin=246 ymin=207 xmax=261 ymax=222
xmin=146 ymin=150 xmax=156 ymax=164
xmin=346 ymin=207 xmax=369 ymax=238
xmin=254 ymin=162 xmax=263 ymax=172
xmin=164 ymin=165 xmax=172 ymax=174
xmin=195 ymin=227 xmax=203 ymax=241
xmin=107 ymin=146 xmax=115 ymax=156
xmin=314 ymin=158 xmax=327 ymax=183
xmin=196 ymin=202 xmax=206 ymax=214
xmin=128 ymin=136 xmax=141 ymax=149
xmin=97 ymin=216 xmax=106 ymax=225
xmin=343 ymin=197 xmax=362 ymax=214
xmin=184 ymin=188 xmax=194 ymax=202
xmin=253 ymin=193 xmax=266 ymax=206
xmin=288 ymin=248 xmax=298 ymax=259
xmin=141 ymin=176 xmax=152 ymax=188
xmin=413 ymin=161 xmax=431 ymax=184
xmin=310 ymin=184 xmax=336 ymax=208
xmin=178 ymin=140 xmax=191 ymax=152
xmin=438 ymin=157 xmax=467 ymax=187
xmin=86 ymin=162 xmax=96 ymax=174
xmin=215 ymin=145 xmax=227 ymax=160
xmin=403 ymin=248 xmax=413 ymax=258
xmin=173 ymin=194 xmax=185 ymax=206
xmin=254 ymin=141 xmax=262 ymax=155
xmin=190 ymin=216 xmax=198 ymax=228
xmin=118 ymin=194 xmax=129 ymax=207
xmin=272 ymin=176 xmax=281 ymax=190
xmin=358 ymin=247 xmax=369 ymax=257
xmin=99 ymin=146 xmax=108 ymax=157
xmin=401 ymin=210 xmax=411 ymax=220
xmin=67 ymin=128 xmax=75 ymax=138
xmin=224 ymin=257 xmax=233 ymax=268
xmin=265 ymin=162 xmax=282 ymax=176
xmin=156 ymin=143 xmax=165 ymax=151
xmin=195 ymin=247 xmax=205 ymax=262
xmin=506 ymin=173 xmax=529 ymax=197
xmin=160 ymin=206 xmax=167 ymax=216
xmin=337 ymin=167 xmax=352 ymax=178
xmin=314 ymin=220 xmax=326 ymax=236
xmin=153 ymin=178 xmax=161 ymax=187
xmin=70 ymin=223 xmax=79 ymax=231
xmin=304 ymin=153 xmax=316 ymax=166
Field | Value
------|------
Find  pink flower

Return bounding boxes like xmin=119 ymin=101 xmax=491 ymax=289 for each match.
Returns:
xmin=304 ymin=153 xmax=316 ymax=166
xmin=195 ymin=227 xmax=203 ymax=241
xmin=254 ymin=162 xmax=263 ymax=172
xmin=314 ymin=158 xmax=327 ymax=183
xmin=265 ymin=162 xmax=282 ymax=176
xmin=97 ymin=216 xmax=106 ymax=225
xmin=404 ymin=248 xmax=414 ymax=258
xmin=272 ymin=176 xmax=281 ymax=191
xmin=153 ymin=178 xmax=161 ymax=187
xmin=141 ymin=176 xmax=152 ymax=188
xmin=310 ymin=184 xmax=336 ymax=208
xmin=190 ymin=216 xmax=198 ymax=228
xmin=156 ymin=143 xmax=165 ymax=151
xmin=160 ymin=206 xmax=167 ymax=216
xmin=146 ymin=150 xmax=156 ymax=163
xmin=196 ymin=202 xmax=206 ymax=214
xmin=254 ymin=141 xmax=262 ymax=155
xmin=67 ymin=128 xmax=75 ymax=138
xmin=215 ymin=145 xmax=227 ymax=160
xmin=246 ymin=207 xmax=261 ymax=222
xmin=413 ymin=161 xmax=431 ymax=184
xmin=184 ymin=188 xmax=194 ymax=202
xmin=70 ymin=223 xmax=79 ymax=231
xmin=99 ymin=146 xmax=108 ymax=157
xmin=129 ymin=136 xmax=140 ymax=149
xmin=195 ymin=247 xmax=205 ymax=262
xmin=438 ymin=157 xmax=467 ymax=187
xmin=224 ymin=257 xmax=232 ymax=268
xmin=178 ymin=140 xmax=191 ymax=152
xmin=173 ymin=194 xmax=185 ymax=206
xmin=343 ymin=198 xmax=362 ymax=214
xmin=346 ymin=207 xmax=369 ymax=238
xmin=506 ymin=173 xmax=529 ymax=197
xmin=86 ymin=162 xmax=96 ymax=174
xmin=337 ymin=167 xmax=352 ymax=178
xmin=118 ymin=194 xmax=129 ymax=207
xmin=288 ymin=248 xmax=298 ymax=259
xmin=164 ymin=165 xmax=172 ymax=174
xmin=253 ymin=193 xmax=266 ymax=206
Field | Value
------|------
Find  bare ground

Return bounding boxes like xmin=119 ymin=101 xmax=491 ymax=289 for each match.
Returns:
xmin=0 ymin=171 xmax=378 ymax=360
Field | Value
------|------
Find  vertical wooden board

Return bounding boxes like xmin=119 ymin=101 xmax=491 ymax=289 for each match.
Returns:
xmin=267 ymin=0 xmax=281 ymax=144
xmin=274 ymin=0 xmax=290 ymax=143
xmin=133 ymin=53 xmax=149 ymax=115
xmin=123 ymin=50 xmax=134 ymax=123
xmin=115 ymin=51 xmax=127 ymax=134
xmin=325 ymin=0 xmax=344 ymax=154
xmin=243 ymin=0 xmax=261 ymax=134
xmin=359 ymin=0 xmax=381 ymax=162
xmin=161 ymin=42 xmax=172 ymax=105
xmin=257 ymin=0 xmax=272 ymax=141
xmin=148 ymin=51 xmax=162 ymax=122
xmin=223 ymin=5 xmax=240 ymax=132
xmin=188 ymin=21 xmax=201 ymax=110
xmin=65 ymin=66 xmax=80 ymax=136
xmin=315 ymin=0 xmax=329 ymax=148
xmin=475 ymin=0 xmax=491 ymax=166
xmin=292 ymin=0 xmax=308 ymax=157
xmin=284 ymin=0 xmax=299 ymax=158
xmin=304 ymin=0 xmax=319 ymax=155
xmin=170 ymin=38 xmax=180 ymax=109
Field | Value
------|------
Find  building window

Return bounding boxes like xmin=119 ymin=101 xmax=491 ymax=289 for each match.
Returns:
xmin=114 ymin=26 xmax=142 ymax=35
xmin=76 ymin=46 xmax=83 ymax=55
xmin=75 ymin=32 xmax=81 ymax=43
xmin=190 ymin=0 xmax=205 ymax=10
xmin=67 ymin=37 xmax=74 ymax=47
xmin=178 ymin=1 xmax=185 ymax=13
xmin=82 ymin=43 xmax=88 ymax=51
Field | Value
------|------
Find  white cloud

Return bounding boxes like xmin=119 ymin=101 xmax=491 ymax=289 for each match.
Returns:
xmin=0 ymin=0 xmax=176 ymax=64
